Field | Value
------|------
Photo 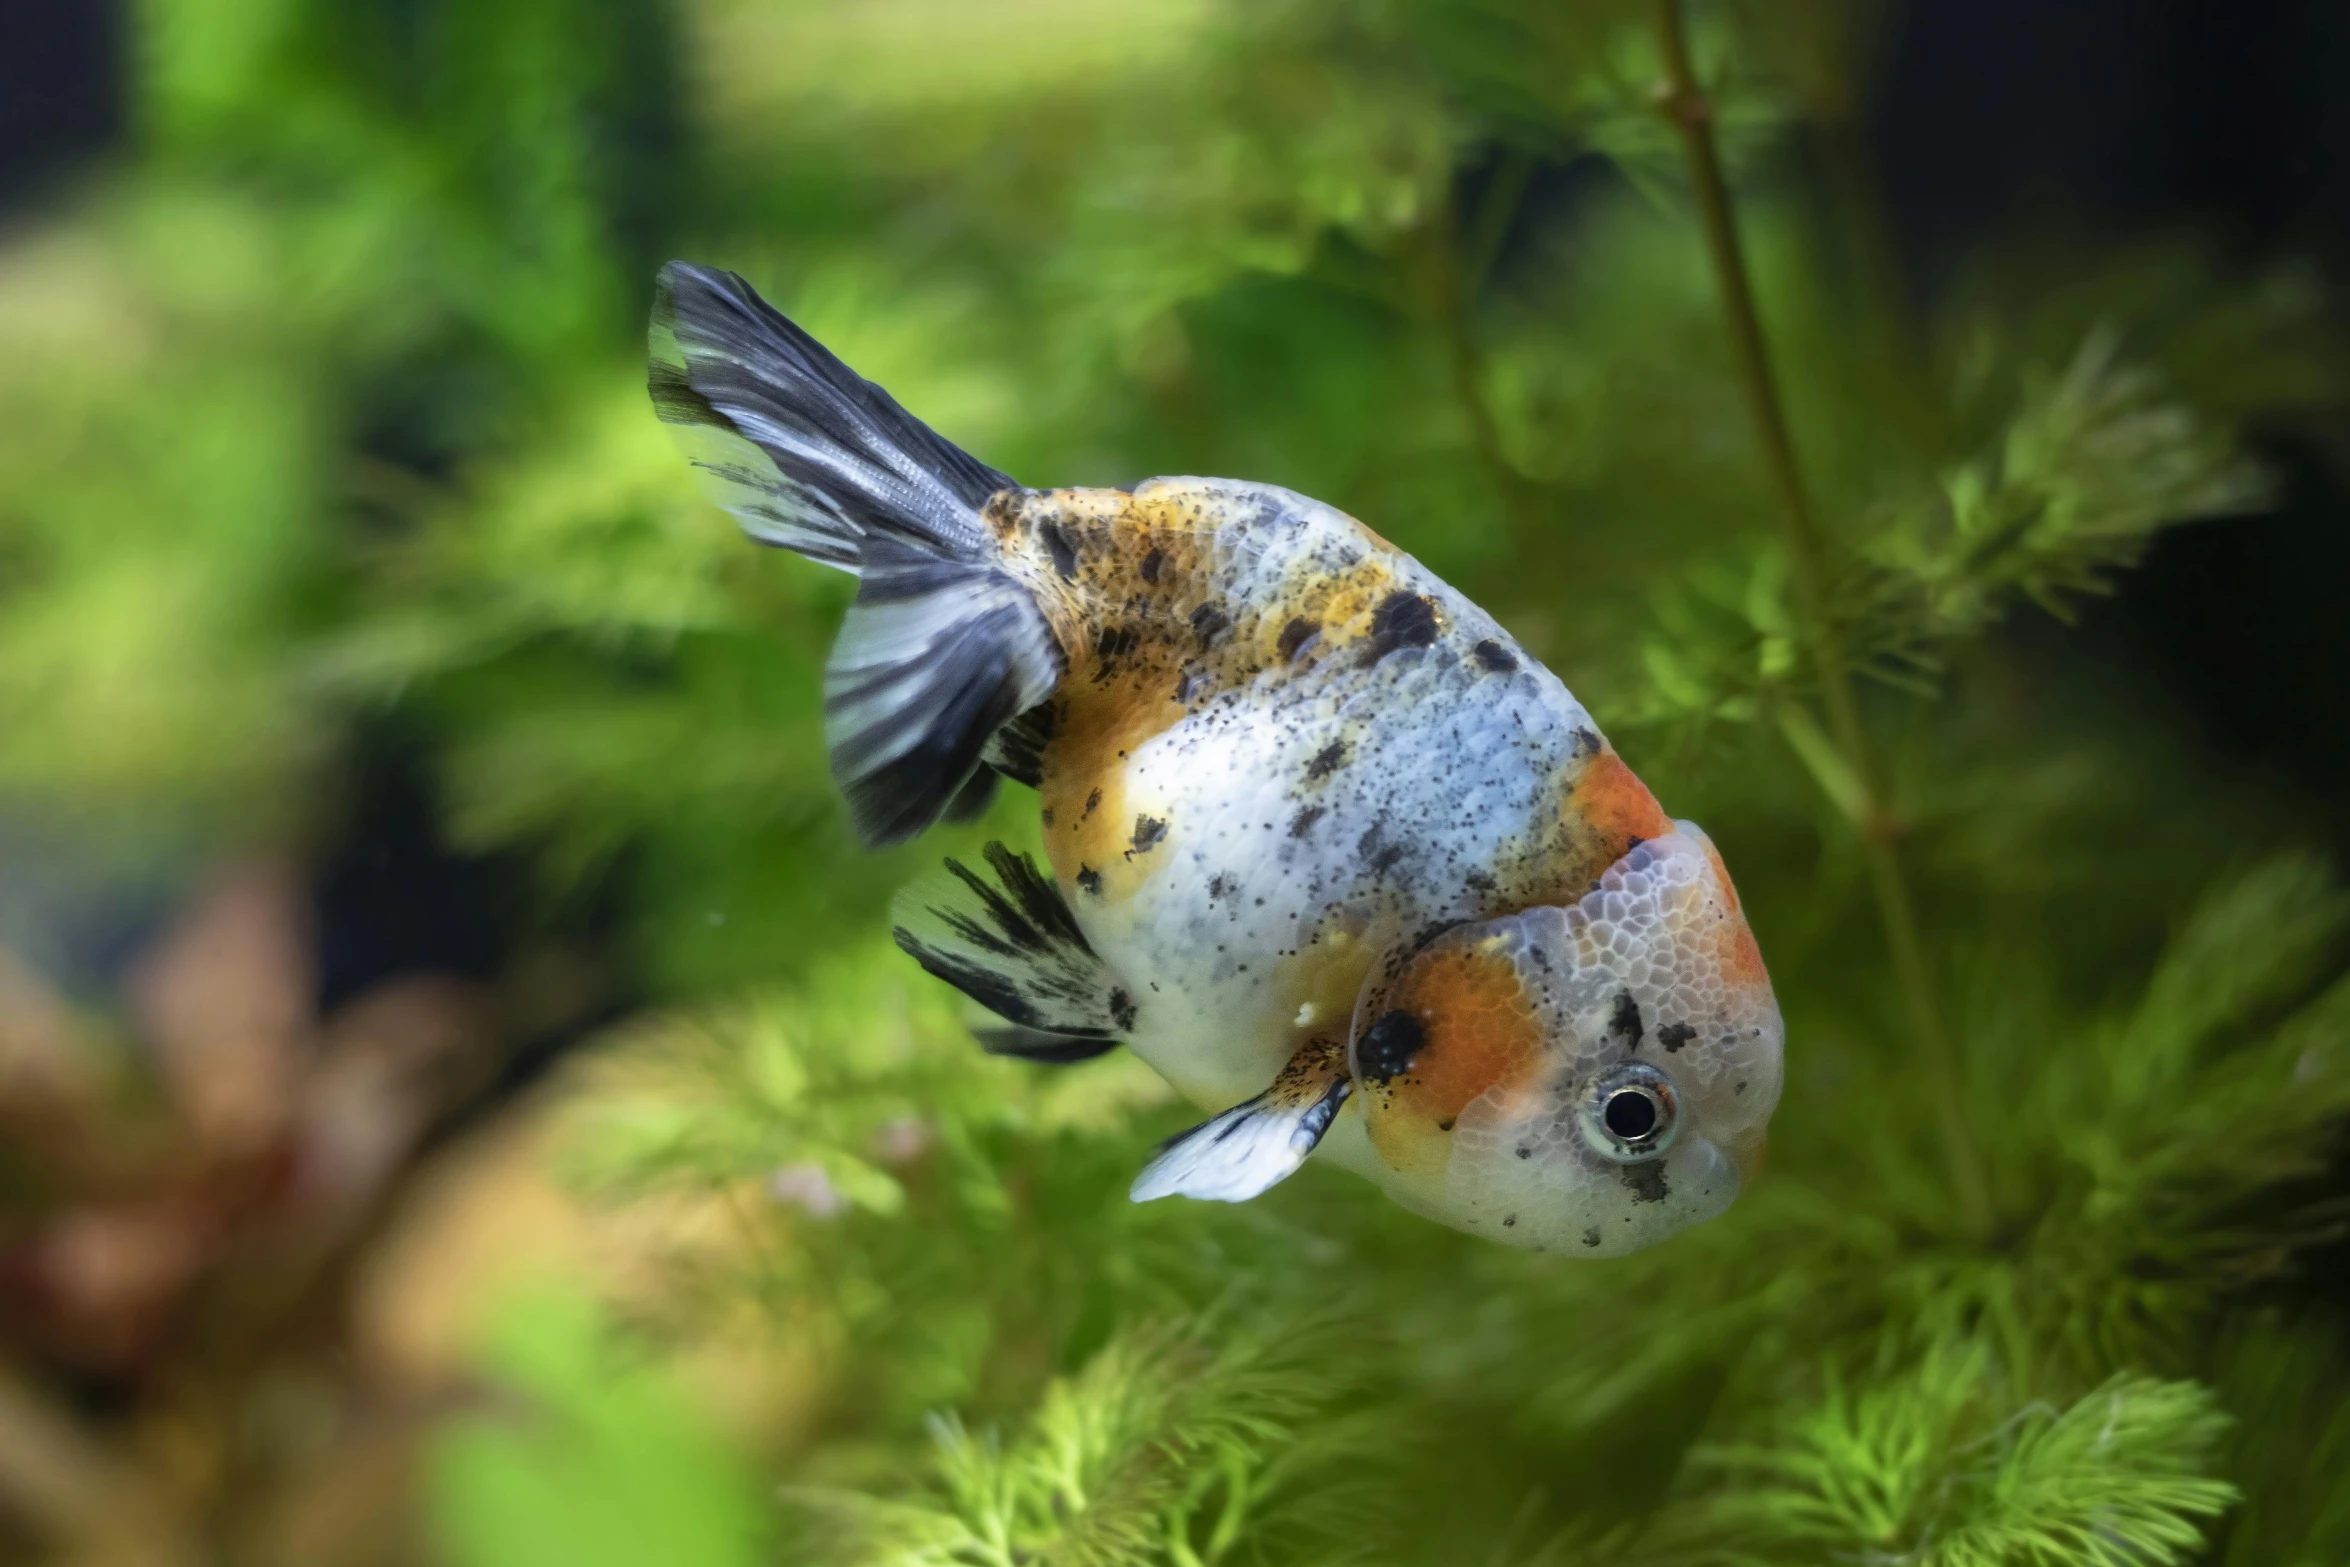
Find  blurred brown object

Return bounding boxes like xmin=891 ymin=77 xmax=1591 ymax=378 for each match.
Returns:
xmin=129 ymin=867 xmax=314 ymax=1162
xmin=0 ymin=951 xmax=102 ymax=1118
xmin=0 ymin=859 xmax=588 ymax=1566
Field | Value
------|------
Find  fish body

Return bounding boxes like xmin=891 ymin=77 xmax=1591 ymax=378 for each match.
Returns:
xmin=651 ymin=264 xmax=1783 ymax=1254
xmin=992 ymin=479 xmax=1635 ymax=1099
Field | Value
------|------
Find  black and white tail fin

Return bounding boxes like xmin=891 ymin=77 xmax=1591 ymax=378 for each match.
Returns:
xmin=893 ymin=843 xmax=1136 ymax=1062
xmin=648 ymin=261 xmax=1010 ymax=565
xmin=650 ymin=263 xmax=1062 ymax=845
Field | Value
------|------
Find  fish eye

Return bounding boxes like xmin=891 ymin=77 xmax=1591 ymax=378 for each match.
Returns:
xmin=1579 ymin=1061 xmax=1679 ymax=1162
xmin=1604 ymin=1089 xmax=1658 ymax=1140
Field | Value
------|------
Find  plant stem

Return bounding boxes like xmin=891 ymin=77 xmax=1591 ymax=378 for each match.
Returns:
xmin=1650 ymin=0 xmax=1994 ymax=1239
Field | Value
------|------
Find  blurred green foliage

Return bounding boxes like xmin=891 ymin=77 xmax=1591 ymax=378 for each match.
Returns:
xmin=432 ymin=1287 xmax=768 ymax=1567
xmin=5 ymin=0 xmax=2349 ymax=1562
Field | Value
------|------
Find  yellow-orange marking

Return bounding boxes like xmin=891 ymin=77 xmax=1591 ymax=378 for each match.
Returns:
xmin=1365 ymin=939 xmax=1544 ymax=1174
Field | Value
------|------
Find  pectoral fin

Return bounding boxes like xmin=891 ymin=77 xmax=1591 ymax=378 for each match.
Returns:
xmin=1129 ymin=1037 xmax=1351 ymax=1204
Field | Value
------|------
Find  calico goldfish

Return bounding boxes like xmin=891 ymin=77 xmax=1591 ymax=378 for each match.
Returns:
xmin=649 ymin=263 xmax=1783 ymax=1254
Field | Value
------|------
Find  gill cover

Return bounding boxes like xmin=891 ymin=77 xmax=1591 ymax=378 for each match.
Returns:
xmin=1346 ymin=828 xmax=1782 ymax=1255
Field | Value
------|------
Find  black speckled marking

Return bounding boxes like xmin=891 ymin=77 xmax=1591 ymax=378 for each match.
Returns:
xmin=1076 ymin=865 xmax=1102 ymax=896
xmin=1138 ymin=545 xmax=1164 ymax=583
xmin=1572 ymin=726 xmax=1602 ymax=759
xmin=1581 ymin=1227 xmax=1603 ymax=1248
xmin=1278 ymin=616 xmax=1320 ymax=661
xmin=1127 ymin=814 xmax=1168 ymax=858
xmin=1289 ymin=806 xmax=1324 ymax=838
xmin=1471 ymin=639 xmax=1517 ymax=673
xmin=1609 ymin=990 xmax=1644 ymax=1048
xmin=1409 ymin=918 xmax=1467 ymax=955
xmin=1093 ymin=625 xmax=1139 ymax=679
xmin=1619 ymin=1161 xmax=1670 ymax=1204
xmin=1109 ymin=987 xmax=1138 ymax=1031
xmin=1366 ymin=590 xmax=1441 ymax=661
xmin=1189 ymin=602 xmax=1230 ymax=647
xmin=1207 ymin=874 xmax=1231 ymax=901
xmin=1043 ymin=520 xmax=1078 ymax=580
xmin=1356 ymin=1009 xmax=1425 ymax=1081
xmin=1657 ymin=1021 xmax=1696 ymax=1053
xmin=1305 ymin=740 xmax=1348 ymax=780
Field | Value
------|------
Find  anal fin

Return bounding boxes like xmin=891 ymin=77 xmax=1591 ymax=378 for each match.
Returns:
xmin=976 ymin=1025 xmax=1120 ymax=1064
xmin=894 ymin=842 xmax=1137 ymax=1051
xmin=1130 ymin=1037 xmax=1351 ymax=1204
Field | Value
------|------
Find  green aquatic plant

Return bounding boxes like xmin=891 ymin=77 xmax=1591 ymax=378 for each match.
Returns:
xmin=0 ymin=0 xmax=2344 ymax=1563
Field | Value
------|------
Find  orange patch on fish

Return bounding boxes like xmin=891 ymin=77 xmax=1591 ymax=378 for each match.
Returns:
xmin=1696 ymin=839 xmax=1768 ymax=985
xmin=1568 ymin=749 xmax=1673 ymax=851
xmin=1012 ymin=490 xmax=1225 ymax=904
xmin=1364 ymin=939 xmax=1544 ymax=1173
xmin=1042 ymin=679 xmax=1184 ymax=903
xmin=1496 ymin=746 xmax=1678 ymax=913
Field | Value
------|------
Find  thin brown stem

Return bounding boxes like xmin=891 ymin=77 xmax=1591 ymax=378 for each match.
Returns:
xmin=1650 ymin=0 xmax=1994 ymax=1238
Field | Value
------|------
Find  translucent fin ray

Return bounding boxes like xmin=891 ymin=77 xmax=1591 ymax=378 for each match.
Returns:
xmin=651 ymin=263 xmax=1060 ymax=843
xmin=1130 ymin=1038 xmax=1351 ymax=1203
xmin=894 ymin=843 xmax=1136 ymax=1049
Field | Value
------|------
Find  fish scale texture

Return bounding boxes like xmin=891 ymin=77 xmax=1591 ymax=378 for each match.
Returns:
xmin=1428 ymin=833 xmax=1782 ymax=1255
xmin=1000 ymin=477 xmax=1612 ymax=1109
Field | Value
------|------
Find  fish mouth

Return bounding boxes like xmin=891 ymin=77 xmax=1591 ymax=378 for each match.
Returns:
xmin=1725 ymin=1129 xmax=1768 ymax=1186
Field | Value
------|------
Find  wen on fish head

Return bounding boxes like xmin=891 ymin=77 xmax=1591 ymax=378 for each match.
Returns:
xmin=1345 ymin=827 xmax=1782 ymax=1255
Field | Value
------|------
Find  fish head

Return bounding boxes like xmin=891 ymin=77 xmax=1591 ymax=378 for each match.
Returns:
xmin=1345 ymin=825 xmax=1781 ymax=1255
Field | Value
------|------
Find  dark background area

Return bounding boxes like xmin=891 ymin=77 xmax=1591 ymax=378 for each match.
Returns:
xmin=1874 ymin=0 xmax=2350 ymax=851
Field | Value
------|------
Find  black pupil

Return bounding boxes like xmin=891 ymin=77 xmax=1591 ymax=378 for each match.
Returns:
xmin=1603 ymin=1088 xmax=1659 ymax=1140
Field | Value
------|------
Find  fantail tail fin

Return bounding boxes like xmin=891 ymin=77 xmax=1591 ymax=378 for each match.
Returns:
xmin=650 ymin=263 xmax=1061 ymax=845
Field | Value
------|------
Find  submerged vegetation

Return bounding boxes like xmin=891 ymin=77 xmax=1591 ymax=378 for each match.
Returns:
xmin=0 ymin=0 xmax=2345 ymax=1562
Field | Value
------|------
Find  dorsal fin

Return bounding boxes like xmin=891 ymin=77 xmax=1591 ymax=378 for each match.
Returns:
xmin=893 ymin=843 xmax=1137 ymax=1056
